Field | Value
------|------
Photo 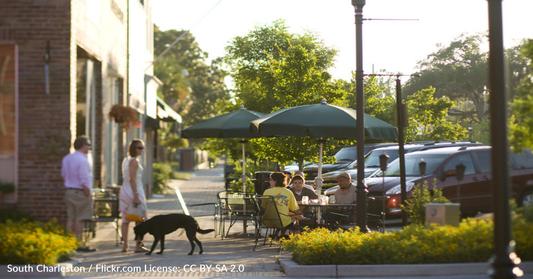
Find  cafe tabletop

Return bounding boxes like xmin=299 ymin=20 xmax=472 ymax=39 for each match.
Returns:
xmin=298 ymin=202 xmax=356 ymax=207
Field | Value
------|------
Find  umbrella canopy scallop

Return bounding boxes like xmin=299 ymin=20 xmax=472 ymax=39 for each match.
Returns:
xmin=249 ymin=100 xmax=397 ymax=141
xmin=182 ymin=106 xmax=265 ymax=139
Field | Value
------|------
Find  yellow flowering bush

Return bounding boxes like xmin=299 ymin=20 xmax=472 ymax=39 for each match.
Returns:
xmin=282 ymin=216 xmax=532 ymax=265
xmin=0 ymin=219 xmax=78 ymax=265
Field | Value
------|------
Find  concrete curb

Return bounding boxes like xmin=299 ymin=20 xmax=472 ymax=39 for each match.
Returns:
xmin=281 ymin=260 xmax=533 ymax=277
xmin=0 ymin=261 xmax=79 ymax=278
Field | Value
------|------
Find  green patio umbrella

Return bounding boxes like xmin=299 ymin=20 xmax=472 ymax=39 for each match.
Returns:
xmin=250 ymin=99 xmax=397 ymax=207
xmin=182 ymin=105 xmax=265 ymax=194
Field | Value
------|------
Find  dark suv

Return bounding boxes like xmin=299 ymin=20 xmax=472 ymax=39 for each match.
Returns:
xmin=361 ymin=146 xmax=533 ymax=217
xmin=303 ymin=143 xmax=396 ymax=183
xmin=322 ymin=142 xmax=484 ymax=191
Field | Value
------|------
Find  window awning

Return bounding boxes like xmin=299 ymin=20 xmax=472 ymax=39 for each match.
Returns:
xmin=156 ymin=96 xmax=182 ymax=123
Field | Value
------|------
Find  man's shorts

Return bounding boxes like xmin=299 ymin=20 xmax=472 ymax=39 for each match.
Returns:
xmin=65 ymin=189 xmax=93 ymax=221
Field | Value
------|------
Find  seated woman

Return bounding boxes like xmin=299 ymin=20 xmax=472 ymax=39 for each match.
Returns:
xmin=261 ymin=172 xmax=303 ymax=236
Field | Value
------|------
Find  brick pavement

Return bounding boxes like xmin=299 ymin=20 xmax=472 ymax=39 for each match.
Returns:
xmin=62 ymin=166 xmax=287 ymax=278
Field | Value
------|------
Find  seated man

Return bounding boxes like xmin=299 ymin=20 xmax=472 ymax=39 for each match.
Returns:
xmin=294 ymin=171 xmax=317 ymax=192
xmin=326 ymin=172 xmax=357 ymax=226
xmin=289 ymin=174 xmax=318 ymax=219
xmin=334 ymin=172 xmax=356 ymax=204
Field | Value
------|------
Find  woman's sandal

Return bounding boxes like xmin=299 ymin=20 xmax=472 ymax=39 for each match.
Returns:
xmin=121 ymin=248 xmax=129 ymax=252
xmin=134 ymin=246 xmax=149 ymax=253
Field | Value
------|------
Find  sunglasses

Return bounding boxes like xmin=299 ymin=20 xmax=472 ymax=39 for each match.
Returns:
xmin=137 ymin=146 xmax=145 ymax=150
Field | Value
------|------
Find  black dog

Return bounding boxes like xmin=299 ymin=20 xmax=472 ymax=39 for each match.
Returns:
xmin=134 ymin=214 xmax=215 ymax=255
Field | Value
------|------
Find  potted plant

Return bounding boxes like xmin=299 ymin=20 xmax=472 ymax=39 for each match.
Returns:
xmin=108 ymin=104 xmax=141 ymax=130
xmin=0 ymin=181 xmax=15 ymax=204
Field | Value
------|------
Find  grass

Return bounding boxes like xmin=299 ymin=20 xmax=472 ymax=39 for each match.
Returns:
xmin=172 ymin=172 xmax=194 ymax=180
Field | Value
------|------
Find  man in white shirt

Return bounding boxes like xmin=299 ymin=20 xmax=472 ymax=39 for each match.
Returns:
xmin=325 ymin=172 xmax=357 ymax=226
xmin=61 ymin=136 xmax=96 ymax=252
xmin=334 ymin=172 xmax=357 ymax=204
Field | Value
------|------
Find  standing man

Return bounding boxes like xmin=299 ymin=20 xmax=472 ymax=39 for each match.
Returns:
xmin=61 ymin=136 xmax=96 ymax=252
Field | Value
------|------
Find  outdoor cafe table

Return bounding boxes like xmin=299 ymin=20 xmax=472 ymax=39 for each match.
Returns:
xmin=298 ymin=202 xmax=357 ymax=226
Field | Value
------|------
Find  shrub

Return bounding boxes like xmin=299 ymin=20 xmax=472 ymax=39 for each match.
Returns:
xmin=401 ymin=179 xmax=450 ymax=225
xmin=0 ymin=219 xmax=78 ymax=265
xmin=0 ymin=209 xmax=35 ymax=223
xmin=282 ymin=215 xmax=533 ymax=265
xmin=230 ymin=177 xmax=255 ymax=194
xmin=514 ymin=203 xmax=533 ymax=259
xmin=153 ymin=162 xmax=172 ymax=194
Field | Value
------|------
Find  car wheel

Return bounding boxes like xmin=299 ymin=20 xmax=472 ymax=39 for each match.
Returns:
xmin=520 ymin=190 xmax=533 ymax=207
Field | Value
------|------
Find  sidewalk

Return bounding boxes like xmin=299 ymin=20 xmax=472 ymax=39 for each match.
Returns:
xmin=3 ymin=166 xmax=532 ymax=278
xmin=63 ymin=166 xmax=287 ymax=278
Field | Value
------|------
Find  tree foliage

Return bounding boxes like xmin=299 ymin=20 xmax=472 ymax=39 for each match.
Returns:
xmin=405 ymin=87 xmax=467 ymax=142
xmin=404 ymin=33 xmax=489 ymax=123
xmin=404 ymin=34 xmax=529 ymax=123
xmin=510 ymin=39 xmax=533 ymax=152
xmin=225 ymin=20 xmax=344 ymax=113
xmin=154 ymin=26 xmax=229 ymax=126
xmin=224 ymin=20 xmax=352 ymax=167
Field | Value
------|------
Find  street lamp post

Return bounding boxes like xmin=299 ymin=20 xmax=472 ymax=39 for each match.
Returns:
xmin=352 ymin=0 xmax=368 ymax=233
xmin=486 ymin=0 xmax=521 ymax=278
xmin=395 ymin=76 xmax=409 ymax=226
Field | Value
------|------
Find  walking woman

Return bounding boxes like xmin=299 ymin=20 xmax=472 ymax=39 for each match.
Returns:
xmin=119 ymin=139 xmax=149 ymax=253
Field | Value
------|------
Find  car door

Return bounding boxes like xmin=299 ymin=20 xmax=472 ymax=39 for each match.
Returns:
xmin=437 ymin=152 xmax=481 ymax=214
xmin=469 ymin=150 xmax=493 ymax=213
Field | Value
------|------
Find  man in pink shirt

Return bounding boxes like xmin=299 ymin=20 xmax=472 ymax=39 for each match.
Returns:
xmin=61 ymin=136 xmax=96 ymax=252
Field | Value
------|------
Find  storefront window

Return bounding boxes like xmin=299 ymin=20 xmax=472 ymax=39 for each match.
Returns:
xmin=0 ymin=44 xmax=17 ymax=196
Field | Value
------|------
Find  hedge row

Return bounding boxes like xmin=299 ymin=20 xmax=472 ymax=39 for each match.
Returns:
xmin=282 ymin=215 xmax=533 ymax=265
xmin=0 ymin=219 xmax=78 ymax=265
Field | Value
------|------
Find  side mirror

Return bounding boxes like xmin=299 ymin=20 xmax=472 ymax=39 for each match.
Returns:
xmin=379 ymin=154 xmax=389 ymax=172
xmin=455 ymin=163 xmax=466 ymax=181
xmin=419 ymin=159 xmax=427 ymax=176
xmin=445 ymin=169 xmax=456 ymax=177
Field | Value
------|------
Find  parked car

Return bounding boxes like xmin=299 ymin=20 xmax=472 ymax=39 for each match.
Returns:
xmin=303 ymin=143 xmax=396 ymax=183
xmin=323 ymin=142 xmax=484 ymax=192
xmin=283 ymin=161 xmax=310 ymax=173
xmin=349 ymin=146 xmax=533 ymax=217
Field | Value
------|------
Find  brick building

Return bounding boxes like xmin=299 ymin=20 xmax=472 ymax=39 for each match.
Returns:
xmin=0 ymin=0 xmax=180 ymax=222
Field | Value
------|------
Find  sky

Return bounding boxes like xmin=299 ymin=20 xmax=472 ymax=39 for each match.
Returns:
xmin=150 ymin=0 xmax=533 ymax=82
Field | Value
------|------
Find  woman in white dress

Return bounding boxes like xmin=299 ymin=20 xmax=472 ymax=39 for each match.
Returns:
xmin=119 ymin=139 xmax=149 ymax=252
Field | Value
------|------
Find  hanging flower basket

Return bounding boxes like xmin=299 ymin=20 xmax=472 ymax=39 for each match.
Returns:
xmin=108 ymin=104 xmax=141 ymax=130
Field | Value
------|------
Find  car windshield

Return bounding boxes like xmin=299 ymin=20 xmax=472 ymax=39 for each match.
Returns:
xmin=335 ymin=147 xmax=357 ymax=162
xmin=335 ymin=145 xmax=380 ymax=163
xmin=365 ymin=149 xmax=400 ymax=167
xmin=379 ymin=154 xmax=448 ymax=177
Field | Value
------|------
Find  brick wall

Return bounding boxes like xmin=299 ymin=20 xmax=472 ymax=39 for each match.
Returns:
xmin=0 ymin=0 xmax=129 ymax=223
xmin=0 ymin=0 xmax=73 ymax=222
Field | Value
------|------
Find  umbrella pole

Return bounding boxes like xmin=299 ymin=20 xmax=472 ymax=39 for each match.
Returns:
xmin=240 ymin=138 xmax=247 ymax=234
xmin=241 ymin=139 xmax=246 ymax=194
xmin=315 ymin=138 xmax=326 ymax=223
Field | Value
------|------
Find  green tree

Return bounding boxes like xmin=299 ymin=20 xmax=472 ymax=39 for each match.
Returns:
xmin=405 ymin=87 xmax=467 ymax=141
xmin=224 ymin=20 xmax=351 ymax=167
xmin=339 ymin=74 xmax=396 ymax=125
xmin=510 ymin=39 xmax=533 ymax=152
xmin=404 ymin=33 xmax=530 ymax=131
xmin=404 ymin=33 xmax=489 ymax=123
xmin=225 ymin=19 xmax=343 ymax=113
xmin=154 ymin=26 xmax=229 ymax=126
